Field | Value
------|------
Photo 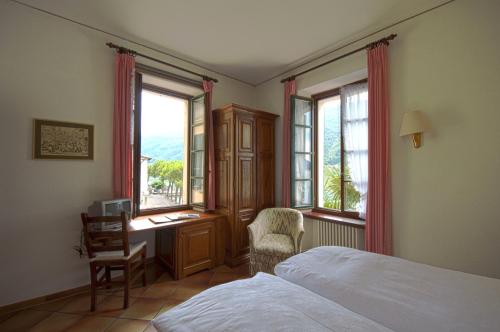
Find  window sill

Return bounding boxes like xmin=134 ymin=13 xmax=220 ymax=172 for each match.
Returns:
xmin=302 ymin=211 xmax=365 ymax=229
xmin=137 ymin=205 xmax=192 ymax=217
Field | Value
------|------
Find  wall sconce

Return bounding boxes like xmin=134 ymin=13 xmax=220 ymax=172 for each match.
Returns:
xmin=399 ymin=110 xmax=430 ymax=148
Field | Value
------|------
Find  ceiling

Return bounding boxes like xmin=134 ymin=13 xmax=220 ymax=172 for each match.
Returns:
xmin=17 ymin=0 xmax=449 ymax=85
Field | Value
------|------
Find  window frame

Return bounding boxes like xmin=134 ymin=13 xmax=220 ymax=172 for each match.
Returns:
xmin=291 ymin=96 xmax=315 ymax=209
xmin=311 ymin=79 xmax=367 ymax=220
xmin=132 ymin=66 xmax=206 ymax=217
xmin=189 ymin=93 xmax=208 ymax=209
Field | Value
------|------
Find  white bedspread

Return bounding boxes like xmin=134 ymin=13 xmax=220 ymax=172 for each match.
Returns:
xmin=275 ymin=246 xmax=500 ymax=332
xmin=153 ymin=272 xmax=393 ymax=332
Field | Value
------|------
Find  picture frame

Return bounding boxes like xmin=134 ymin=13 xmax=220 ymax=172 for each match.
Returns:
xmin=33 ymin=119 xmax=94 ymax=160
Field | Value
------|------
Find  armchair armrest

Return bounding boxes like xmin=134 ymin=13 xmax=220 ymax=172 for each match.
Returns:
xmin=290 ymin=224 xmax=305 ymax=254
xmin=248 ymin=219 xmax=267 ymax=248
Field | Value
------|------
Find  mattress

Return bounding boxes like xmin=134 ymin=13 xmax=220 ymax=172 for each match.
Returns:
xmin=275 ymin=246 xmax=500 ymax=332
xmin=153 ymin=272 xmax=393 ymax=332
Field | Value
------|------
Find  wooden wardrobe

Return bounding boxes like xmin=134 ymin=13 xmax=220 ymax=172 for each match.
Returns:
xmin=213 ymin=104 xmax=278 ymax=267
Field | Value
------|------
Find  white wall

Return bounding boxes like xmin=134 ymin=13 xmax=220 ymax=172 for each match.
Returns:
xmin=256 ymin=0 xmax=500 ymax=279
xmin=0 ymin=1 xmax=255 ymax=306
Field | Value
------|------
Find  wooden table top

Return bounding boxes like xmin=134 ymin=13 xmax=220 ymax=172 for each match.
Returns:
xmin=127 ymin=210 xmax=223 ymax=233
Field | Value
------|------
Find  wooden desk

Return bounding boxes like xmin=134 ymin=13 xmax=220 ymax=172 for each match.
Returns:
xmin=128 ymin=211 xmax=225 ymax=280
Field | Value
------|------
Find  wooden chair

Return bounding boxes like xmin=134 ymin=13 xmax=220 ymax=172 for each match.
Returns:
xmin=81 ymin=212 xmax=147 ymax=311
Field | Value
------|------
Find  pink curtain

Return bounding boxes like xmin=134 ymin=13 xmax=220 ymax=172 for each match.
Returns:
xmin=365 ymin=43 xmax=392 ymax=255
xmin=112 ymin=53 xmax=135 ymax=199
xmin=204 ymin=80 xmax=215 ymax=211
xmin=281 ymin=79 xmax=297 ymax=207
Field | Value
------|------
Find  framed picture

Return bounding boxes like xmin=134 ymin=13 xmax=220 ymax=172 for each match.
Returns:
xmin=33 ymin=119 xmax=94 ymax=160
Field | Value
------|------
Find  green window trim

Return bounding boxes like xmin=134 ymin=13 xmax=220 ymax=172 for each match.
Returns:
xmin=291 ymin=95 xmax=314 ymax=209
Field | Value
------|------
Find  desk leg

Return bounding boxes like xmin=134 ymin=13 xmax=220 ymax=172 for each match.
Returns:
xmin=155 ymin=228 xmax=177 ymax=279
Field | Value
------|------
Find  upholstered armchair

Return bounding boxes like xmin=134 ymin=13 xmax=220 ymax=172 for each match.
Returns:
xmin=248 ymin=208 xmax=304 ymax=276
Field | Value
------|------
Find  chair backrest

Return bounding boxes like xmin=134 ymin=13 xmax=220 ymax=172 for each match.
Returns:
xmin=80 ymin=212 xmax=129 ymax=259
xmin=258 ymin=208 xmax=303 ymax=235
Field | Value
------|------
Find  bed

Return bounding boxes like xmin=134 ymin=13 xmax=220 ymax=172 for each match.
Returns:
xmin=275 ymin=246 xmax=500 ymax=332
xmin=153 ymin=272 xmax=393 ymax=332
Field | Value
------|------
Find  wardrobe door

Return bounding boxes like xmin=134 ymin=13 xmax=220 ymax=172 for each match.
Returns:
xmin=214 ymin=111 xmax=234 ymax=259
xmin=235 ymin=113 xmax=256 ymax=256
xmin=214 ymin=112 xmax=233 ymax=213
xmin=256 ymin=116 xmax=276 ymax=212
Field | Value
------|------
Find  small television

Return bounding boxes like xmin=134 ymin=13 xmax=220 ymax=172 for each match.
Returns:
xmin=88 ymin=198 xmax=132 ymax=218
xmin=87 ymin=198 xmax=132 ymax=230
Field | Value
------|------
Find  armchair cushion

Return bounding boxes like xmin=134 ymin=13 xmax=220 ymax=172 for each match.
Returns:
xmin=254 ymin=234 xmax=294 ymax=256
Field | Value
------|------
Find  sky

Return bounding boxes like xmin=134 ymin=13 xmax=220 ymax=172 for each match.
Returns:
xmin=141 ymin=90 xmax=187 ymax=138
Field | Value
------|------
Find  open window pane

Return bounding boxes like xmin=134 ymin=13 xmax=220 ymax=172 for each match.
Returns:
xmin=139 ymin=89 xmax=188 ymax=210
xmin=294 ymin=98 xmax=312 ymax=126
xmin=344 ymin=179 xmax=361 ymax=212
xmin=192 ymin=124 xmax=205 ymax=150
xmin=294 ymin=180 xmax=312 ymax=207
xmin=189 ymin=94 xmax=206 ymax=206
xmin=191 ymin=151 xmax=204 ymax=177
xmin=192 ymin=95 xmax=205 ymax=124
xmin=294 ymin=127 xmax=312 ymax=153
xmin=342 ymin=83 xmax=368 ymax=215
xmin=343 ymin=151 xmax=357 ymax=211
xmin=191 ymin=178 xmax=204 ymax=205
xmin=291 ymin=96 xmax=313 ymax=208
xmin=294 ymin=153 xmax=312 ymax=179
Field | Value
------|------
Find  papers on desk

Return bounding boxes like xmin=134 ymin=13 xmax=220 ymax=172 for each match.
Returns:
xmin=149 ymin=213 xmax=200 ymax=224
xmin=148 ymin=216 xmax=172 ymax=224
xmin=167 ymin=213 xmax=200 ymax=221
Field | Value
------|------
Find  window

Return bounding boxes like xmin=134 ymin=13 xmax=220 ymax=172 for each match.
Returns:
xmin=139 ymin=89 xmax=188 ymax=210
xmin=133 ymin=68 xmax=206 ymax=215
xmin=291 ymin=97 xmax=314 ymax=208
xmin=189 ymin=94 xmax=206 ymax=205
xmin=291 ymin=80 xmax=368 ymax=219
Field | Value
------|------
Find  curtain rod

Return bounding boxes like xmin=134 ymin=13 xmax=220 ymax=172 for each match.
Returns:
xmin=280 ymin=34 xmax=397 ymax=83
xmin=106 ymin=42 xmax=218 ymax=83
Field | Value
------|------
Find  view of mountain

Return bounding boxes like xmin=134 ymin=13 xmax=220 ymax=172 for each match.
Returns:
xmin=141 ymin=136 xmax=184 ymax=161
xmin=323 ymin=107 xmax=341 ymax=166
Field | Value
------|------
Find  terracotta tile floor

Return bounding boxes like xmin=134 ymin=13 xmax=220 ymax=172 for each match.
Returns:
xmin=0 ymin=264 xmax=249 ymax=332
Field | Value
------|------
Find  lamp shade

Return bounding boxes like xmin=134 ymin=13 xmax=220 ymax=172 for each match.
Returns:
xmin=399 ymin=110 xmax=430 ymax=136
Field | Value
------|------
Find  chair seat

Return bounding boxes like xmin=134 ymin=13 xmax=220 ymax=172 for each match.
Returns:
xmin=90 ymin=241 xmax=147 ymax=262
xmin=254 ymin=234 xmax=294 ymax=256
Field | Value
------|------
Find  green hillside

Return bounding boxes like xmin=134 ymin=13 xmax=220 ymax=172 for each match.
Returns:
xmin=142 ymin=136 xmax=184 ymax=161
xmin=323 ymin=108 xmax=341 ymax=166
